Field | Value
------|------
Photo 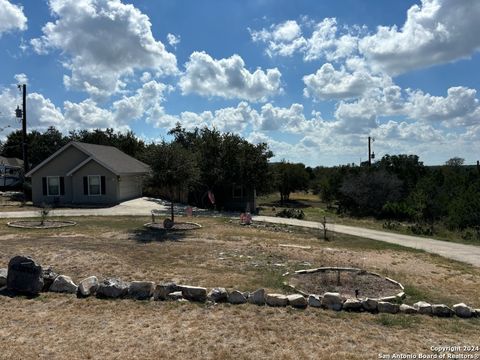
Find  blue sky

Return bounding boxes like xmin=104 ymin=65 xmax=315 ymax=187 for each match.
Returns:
xmin=0 ymin=0 xmax=479 ymax=166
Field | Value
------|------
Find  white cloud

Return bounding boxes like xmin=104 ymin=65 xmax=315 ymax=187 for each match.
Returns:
xmin=31 ymin=0 xmax=177 ymax=98
xmin=166 ymin=33 xmax=180 ymax=48
xmin=179 ymin=52 xmax=282 ymax=102
xmin=256 ymin=103 xmax=312 ymax=132
xmin=14 ymin=73 xmax=28 ymax=84
xmin=359 ymin=0 xmax=480 ymax=75
xmin=250 ymin=20 xmax=307 ymax=57
xmin=0 ymin=0 xmax=27 ymax=35
xmin=303 ymin=62 xmax=388 ymax=100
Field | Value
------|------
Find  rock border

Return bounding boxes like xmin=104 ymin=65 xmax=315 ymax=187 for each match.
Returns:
xmin=7 ymin=220 xmax=77 ymax=229
xmin=284 ymin=267 xmax=406 ymax=302
xmin=143 ymin=222 xmax=202 ymax=231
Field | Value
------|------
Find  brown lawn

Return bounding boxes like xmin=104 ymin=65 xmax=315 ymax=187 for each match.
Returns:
xmin=0 ymin=216 xmax=479 ymax=360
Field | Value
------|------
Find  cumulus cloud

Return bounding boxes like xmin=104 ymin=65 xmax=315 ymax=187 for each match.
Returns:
xmin=166 ymin=33 xmax=180 ymax=48
xmin=14 ymin=73 xmax=28 ymax=84
xmin=179 ymin=51 xmax=282 ymax=102
xmin=31 ymin=0 xmax=177 ymax=98
xmin=303 ymin=62 xmax=388 ymax=100
xmin=250 ymin=20 xmax=307 ymax=57
xmin=0 ymin=0 xmax=27 ymax=35
xmin=359 ymin=0 xmax=480 ymax=75
xmin=256 ymin=103 xmax=314 ymax=132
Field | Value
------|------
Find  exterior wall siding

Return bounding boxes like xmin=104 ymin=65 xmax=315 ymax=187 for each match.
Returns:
xmin=31 ymin=146 xmax=88 ymax=205
xmin=118 ymin=175 xmax=143 ymax=202
xmin=71 ymin=161 xmax=118 ymax=204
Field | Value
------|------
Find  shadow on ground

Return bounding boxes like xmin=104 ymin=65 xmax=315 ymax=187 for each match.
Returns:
xmin=128 ymin=227 xmax=189 ymax=243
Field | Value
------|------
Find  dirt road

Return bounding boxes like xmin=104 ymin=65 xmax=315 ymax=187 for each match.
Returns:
xmin=253 ymin=215 xmax=480 ymax=267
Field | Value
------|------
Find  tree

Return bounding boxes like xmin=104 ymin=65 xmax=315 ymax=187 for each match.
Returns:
xmin=445 ymin=157 xmax=465 ymax=167
xmin=149 ymin=142 xmax=200 ymax=222
xmin=271 ymin=161 xmax=310 ymax=205
xmin=378 ymin=154 xmax=425 ymax=193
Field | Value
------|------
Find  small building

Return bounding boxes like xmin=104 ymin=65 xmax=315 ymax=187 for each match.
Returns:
xmin=25 ymin=141 xmax=150 ymax=206
xmin=0 ymin=156 xmax=24 ymax=189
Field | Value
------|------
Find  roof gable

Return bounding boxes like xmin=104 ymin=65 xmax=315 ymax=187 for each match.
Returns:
xmin=26 ymin=141 xmax=150 ymax=177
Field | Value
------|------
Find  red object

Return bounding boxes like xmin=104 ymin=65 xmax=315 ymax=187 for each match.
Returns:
xmin=208 ymin=190 xmax=215 ymax=204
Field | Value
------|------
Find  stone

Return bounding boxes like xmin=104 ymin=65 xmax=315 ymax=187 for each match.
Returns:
xmin=432 ymin=304 xmax=454 ymax=318
xmin=453 ymin=303 xmax=473 ymax=318
xmin=265 ymin=293 xmax=288 ymax=307
xmin=228 ymin=290 xmax=247 ymax=304
xmin=153 ymin=282 xmax=179 ymax=301
xmin=248 ymin=289 xmax=265 ymax=305
xmin=287 ymin=294 xmax=308 ymax=309
xmin=0 ymin=268 xmax=7 ymax=288
xmin=7 ymin=255 xmax=44 ymax=295
xmin=42 ymin=267 xmax=58 ymax=292
xmin=321 ymin=292 xmax=343 ymax=311
xmin=377 ymin=301 xmax=400 ymax=314
xmin=413 ymin=301 xmax=432 ymax=315
xmin=399 ymin=304 xmax=417 ymax=314
xmin=207 ymin=287 xmax=228 ymax=302
xmin=49 ymin=275 xmax=78 ymax=294
xmin=78 ymin=276 xmax=99 ymax=297
xmin=96 ymin=278 xmax=129 ymax=299
xmin=180 ymin=285 xmax=207 ymax=302
xmin=342 ymin=298 xmax=363 ymax=312
xmin=166 ymin=291 xmax=183 ymax=301
xmin=362 ymin=298 xmax=378 ymax=312
xmin=308 ymin=295 xmax=322 ymax=308
xmin=473 ymin=309 xmax=480 ymax=317
xmin=128 ymin=281 xmax=155 ymax=300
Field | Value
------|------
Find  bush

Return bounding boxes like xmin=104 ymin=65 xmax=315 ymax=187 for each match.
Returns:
xmin=408 ymin=223 xmax=433 ymax=236
xmin=381 ymin=202 xmax=415 ymax=221
xmin=276 ymin=208 xmax=305 ymax=220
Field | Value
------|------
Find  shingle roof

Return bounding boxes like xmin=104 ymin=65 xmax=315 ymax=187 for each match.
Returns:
xmin=72 ymin=142 xmax=150 ymax=175
xmin=25 ymin=141 xmax=150 ymax=177
xmin=0 ymin=156 xmax=23 ymax=167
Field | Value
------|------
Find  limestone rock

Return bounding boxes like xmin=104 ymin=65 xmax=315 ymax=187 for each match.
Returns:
xmin=399 ymin=304 xmax=417 ymax=314
xmin=362 ymin=298 xmax=378 ymax=312
xmin=377 ymin=301 xmax=400 ymax=314
xmin=265 ymin=293 xmax=288 ymax=307
xmin=167 ymin=291 xmax=183 ymax=301
xmin=321 ymin=292 xmax=343 ymax=311
xmin=42 ymin=267 xmax=58 ymax=292
xmin=474 ymin=309 xmax=480 ymax=317
xmin=153 ymin=282 xmax=179 ymax=301
xmin=96 ymin=278 xmax=129 ymax=299
xmin=7 ymin=256 xmax=44 ymax=295
xmin=50 ymin=275 xmax=78 ymax=294
xmin=308 ymin=295 xmax=322 ymax=308
xmin=228 ymin=290 xmax=247 ymax=304
xmin=453 ymin=303 xmax=473 ymax=318
xmin=343 ymin=298 xmax=363 ymax=312
xmin=78 ymin=276 xmax=99 ymax=297
xmin=413 ymin=301 xmax=432 ymax=315
xmin=128 ymin=281 xmax=155 ymax=300
xmin=0 ymin=268 xmax=7 ymax=288
xmin=180 ymin=285 xmax=207 ymax=302
xmin=208 ymin=287 xmax=228 ymax=302
xmin=287 ymin=294 xmax=307 ymax=309
xmin=432 ymin=304 xmax=454 ymax=317
xmin=248 ymin=289 xmax=265 ymax=305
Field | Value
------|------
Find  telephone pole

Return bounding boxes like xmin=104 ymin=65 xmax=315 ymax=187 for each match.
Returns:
xmin=15 ymin=84 xmax=28 ymax=174
xmin=368 ymin=136 xmax=375 ymax=166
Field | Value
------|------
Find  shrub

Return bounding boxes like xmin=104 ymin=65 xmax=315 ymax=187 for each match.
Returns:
xmin=276 ymin=208 xmax=305 ymax=220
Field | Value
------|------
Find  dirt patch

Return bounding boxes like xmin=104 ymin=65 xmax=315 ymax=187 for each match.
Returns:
xmin=145 ymin=221 xmax=201 ymax=231
xmin=289 ymin=270 xmax=402 ymax=299
xmin=7 ymin=220 xmax=77 ymax=229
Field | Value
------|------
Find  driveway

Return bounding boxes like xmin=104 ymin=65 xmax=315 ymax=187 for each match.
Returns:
xmin=253 ymin=215 xmax=480 ymax=267
xmin=0 ymin=197 xmax=168 ymax=218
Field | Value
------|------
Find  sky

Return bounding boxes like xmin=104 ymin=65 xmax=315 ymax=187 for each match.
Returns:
xmin=0 ymin=0 xmax=479 ymax=166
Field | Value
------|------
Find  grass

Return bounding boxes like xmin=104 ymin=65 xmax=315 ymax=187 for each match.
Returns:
xmin=258 ymin=192 xmax=480 ymax=246
xmin=0 ymin=215 xmax=479 ymax=359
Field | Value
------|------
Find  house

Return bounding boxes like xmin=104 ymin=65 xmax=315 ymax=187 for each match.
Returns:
xmin=25 ymin=141 xmax=150 ymax=206
xmin=0 ymin=156 xmax=24 ymax=189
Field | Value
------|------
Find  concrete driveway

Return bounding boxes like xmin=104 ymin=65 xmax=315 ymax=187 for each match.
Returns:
xmin=0 ymin=197 xmax=168 ymax=218
xmin=253 ymin=215 xmax=480 ymax=267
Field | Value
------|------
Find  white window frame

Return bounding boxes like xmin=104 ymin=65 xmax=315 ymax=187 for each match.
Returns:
xmin=47 ymin=176 xmax=60 ymax=196
xmin=88 ymin=175 xmax=102 ymax=196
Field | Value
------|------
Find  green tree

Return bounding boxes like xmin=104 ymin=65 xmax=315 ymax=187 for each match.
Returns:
xmin=271 ymin=161 xmax=310 ymax=205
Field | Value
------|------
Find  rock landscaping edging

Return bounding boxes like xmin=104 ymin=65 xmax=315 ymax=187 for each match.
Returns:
xmin=7 ymin=220 xmax=77 ymax=229
xmin=144 ymin=222 xmax=202 ymax=231
xmin=1 ymin=256 xmax=479 ymax=320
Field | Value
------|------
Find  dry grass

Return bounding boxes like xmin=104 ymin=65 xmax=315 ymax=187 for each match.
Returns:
xmin=0 ymin=216 xmax=479 ymax=359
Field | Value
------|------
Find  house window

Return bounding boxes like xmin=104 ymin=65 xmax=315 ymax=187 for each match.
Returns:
xmin=47 ymin=176 xmax=60 ymax=196
xmin=88 ymin=175 xmax=101 ymax=196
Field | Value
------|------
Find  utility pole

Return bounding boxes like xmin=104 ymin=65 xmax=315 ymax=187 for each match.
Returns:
xmin=368 ymin=136 xmax=375 ymax=166
xmin=16 ymin=84 xmax=28 ymax=174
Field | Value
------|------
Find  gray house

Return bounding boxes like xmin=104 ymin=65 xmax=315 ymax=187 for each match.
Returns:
xmin=25 ymin=141 xmax=150 ymax=206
